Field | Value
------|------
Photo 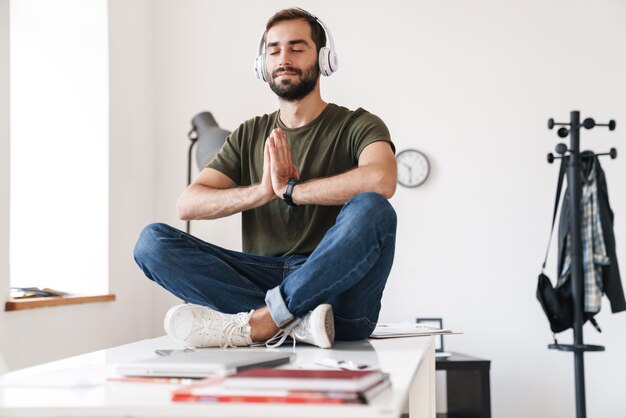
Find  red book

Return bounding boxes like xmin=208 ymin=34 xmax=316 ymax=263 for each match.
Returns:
xmin=222 ymin=368 xmax=385 ymax=392
xmin=173 ymin=391 xmax=357 ymax=404
xmin=172 ymin=377 xmax=364 ymax=404
xmin=171 ymin=373 xmax=392 ymax=405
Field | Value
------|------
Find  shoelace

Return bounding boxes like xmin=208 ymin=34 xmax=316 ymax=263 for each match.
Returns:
xmin=264 ymin=329 xmax=294 ymax=349
xmin=265 ymin=316 xmax=309 ymax=349
xmin=219 ymin=311 xmax=253 ymax=348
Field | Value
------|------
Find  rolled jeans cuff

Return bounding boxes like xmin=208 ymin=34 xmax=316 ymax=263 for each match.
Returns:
xmin=265 ymin=286 xmax=296 ymax=329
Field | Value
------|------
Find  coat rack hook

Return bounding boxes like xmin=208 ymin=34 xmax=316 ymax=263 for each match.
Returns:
xmin=582 ymin=118 xmax=595 ymax=129
xmin=555 ymin=143 xmax=568 ymax=155
xmin=594 ymin=148 xmax=618 ymax=160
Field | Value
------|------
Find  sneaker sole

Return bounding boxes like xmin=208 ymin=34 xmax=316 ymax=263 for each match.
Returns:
xmin=325 ymin=306 xmax=335 ymax=347
xmin=317 ymin=304 xmax=335 ymax=349
xmin=163 ymin=304 xmax=191 ymax=340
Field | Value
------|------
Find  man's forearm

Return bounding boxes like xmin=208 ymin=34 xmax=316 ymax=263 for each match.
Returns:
xmin=290 ymin=165 xmax=396 ymax=206
xmin=177 ymin=183 xmax=273 ymax=220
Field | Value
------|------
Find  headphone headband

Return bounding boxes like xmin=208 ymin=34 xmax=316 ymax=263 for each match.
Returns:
xmin=254 ymin=11 xmax=338 ymax=81
xmin=310 ymin=15 xmax=335 ymax=57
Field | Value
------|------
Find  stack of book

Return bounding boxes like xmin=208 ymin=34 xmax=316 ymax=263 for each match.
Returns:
xmin=172 ymin=368 xmax=391 ymax=405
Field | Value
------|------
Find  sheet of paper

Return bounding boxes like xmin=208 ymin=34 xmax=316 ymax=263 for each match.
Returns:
xmin=370 ymin=323 xmax=455 ymax=339
xmin=0 ymin=364 xmax=108 ymax=389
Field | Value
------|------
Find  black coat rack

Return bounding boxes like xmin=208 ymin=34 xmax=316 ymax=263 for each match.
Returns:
xmin=545 ymin=110 xmax=618 ymax=418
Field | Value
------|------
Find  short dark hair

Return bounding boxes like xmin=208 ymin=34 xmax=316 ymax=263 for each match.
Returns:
xmin=264 ymin=7 xmax=327 ymax=52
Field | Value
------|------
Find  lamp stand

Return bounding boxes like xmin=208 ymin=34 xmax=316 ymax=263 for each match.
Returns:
xmin=186 ymin=130 xmax=199 ymax=234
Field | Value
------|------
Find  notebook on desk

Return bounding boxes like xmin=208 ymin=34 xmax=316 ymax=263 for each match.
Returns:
xmin=114 ymin=349 xmax=294 ymax=379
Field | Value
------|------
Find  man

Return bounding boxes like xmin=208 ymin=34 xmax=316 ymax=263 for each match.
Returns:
xmin=134 ymin=8 xmax=397 ymax=349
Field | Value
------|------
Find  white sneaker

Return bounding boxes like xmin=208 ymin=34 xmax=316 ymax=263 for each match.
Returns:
xmin=164 ymin=304 xmax=254 ymax=348
xmin=266 ymin=304 xmax=335 ymax=349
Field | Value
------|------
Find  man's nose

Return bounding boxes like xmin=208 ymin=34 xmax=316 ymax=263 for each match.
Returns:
xmin=277 ymin=50 xmax=292 ymax=67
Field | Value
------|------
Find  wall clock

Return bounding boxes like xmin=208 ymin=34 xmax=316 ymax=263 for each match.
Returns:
xmin=396 ymin=149 xmax=430 ymax=188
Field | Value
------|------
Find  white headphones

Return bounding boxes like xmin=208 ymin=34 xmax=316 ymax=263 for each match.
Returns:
xmin=254 ymin=12 xmax=338 ymax=82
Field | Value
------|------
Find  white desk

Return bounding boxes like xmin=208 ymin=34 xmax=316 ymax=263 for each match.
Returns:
xmin=0 ymin=335 xmax=435 ymax=418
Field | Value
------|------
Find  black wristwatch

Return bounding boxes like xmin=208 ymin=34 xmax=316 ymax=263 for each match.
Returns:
xmin=283 ymin=178 xmax=300 ymax=207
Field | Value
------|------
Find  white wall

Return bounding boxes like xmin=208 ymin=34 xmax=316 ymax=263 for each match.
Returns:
xmin=0 ymin=0 xmax=161 ymax=370
xmin=151 ymin=1 xmax=626 ymax=417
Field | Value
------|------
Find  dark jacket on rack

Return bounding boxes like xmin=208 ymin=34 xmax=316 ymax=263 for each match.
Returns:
xmin=558 ymin=152 xmax=626 ymax=313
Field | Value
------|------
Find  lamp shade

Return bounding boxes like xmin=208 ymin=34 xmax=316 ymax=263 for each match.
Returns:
xmin=190 ymin=112 xmax=231 ymax=170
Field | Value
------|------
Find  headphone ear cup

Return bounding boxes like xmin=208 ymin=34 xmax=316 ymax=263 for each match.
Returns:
xmin=254 ymin=54 xmax=267 ymax=81
xmin=318 ymin=46 xmax=338 ymax=76
xmin=327 ymin=49 xmax=338 ymax=75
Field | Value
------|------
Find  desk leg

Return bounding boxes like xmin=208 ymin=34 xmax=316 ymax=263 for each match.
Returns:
xmin=408 ymin=336 xmax=436 ymax=418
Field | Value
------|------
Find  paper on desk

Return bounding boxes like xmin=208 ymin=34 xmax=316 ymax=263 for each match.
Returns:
xmin=0 ymin=365 xmax=108 ymax=389
xmin=309 ymin=358 xmax=378 ymax=371
xmin=369 ymin=323 xmax=455 ymax=339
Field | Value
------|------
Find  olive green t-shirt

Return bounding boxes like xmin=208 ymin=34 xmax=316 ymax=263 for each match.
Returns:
xmin=207 ymin=103 xmax=393 ymax=257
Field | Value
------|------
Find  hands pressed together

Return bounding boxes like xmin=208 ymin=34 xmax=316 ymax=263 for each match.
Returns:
xmin=262 ymin=128 xmax=300 ymax=201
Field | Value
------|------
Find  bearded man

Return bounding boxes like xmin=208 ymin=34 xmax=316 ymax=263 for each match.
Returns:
xmin=134 ymin=7 xmax=397 ymax=349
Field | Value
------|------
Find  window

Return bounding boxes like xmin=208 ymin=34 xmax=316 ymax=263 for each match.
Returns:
xmin=9 ymin=0 xmax=109 ymax=295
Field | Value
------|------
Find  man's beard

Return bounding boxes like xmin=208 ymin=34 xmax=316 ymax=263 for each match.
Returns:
xmin=268 ymin=63 xmax=319 ymax=101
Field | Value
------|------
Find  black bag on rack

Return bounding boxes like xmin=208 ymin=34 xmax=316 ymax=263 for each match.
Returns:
xmin=536 ymin=159 xmax=574 ymax=333
xmin=537 ymin=271 xmax=600 ymax=334
xmin=537 ymin=272 xmax=574 ymax=333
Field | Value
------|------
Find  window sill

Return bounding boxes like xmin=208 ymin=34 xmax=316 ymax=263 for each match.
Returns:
xmin=5 ymin=294 xmax=116 ymax=311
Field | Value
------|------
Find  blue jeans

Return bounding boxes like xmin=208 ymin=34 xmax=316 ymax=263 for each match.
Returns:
xmin=133 ymin=192 xmax=397 ymax=341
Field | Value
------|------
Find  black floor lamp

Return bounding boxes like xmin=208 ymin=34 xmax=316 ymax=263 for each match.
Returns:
xmin=186 ymin=112 xmax=231 ymax=233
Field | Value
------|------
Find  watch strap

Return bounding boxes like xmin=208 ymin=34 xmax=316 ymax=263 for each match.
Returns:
xmin=283 ymin=178 xmax=300 ymax=207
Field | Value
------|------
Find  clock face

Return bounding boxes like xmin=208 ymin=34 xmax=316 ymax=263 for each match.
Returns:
xmin=396 ymin=149 xmax=430 ymax=187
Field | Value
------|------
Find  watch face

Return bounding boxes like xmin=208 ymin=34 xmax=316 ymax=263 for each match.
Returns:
xmin=396 ymin=149 xmax=430 ymax=187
